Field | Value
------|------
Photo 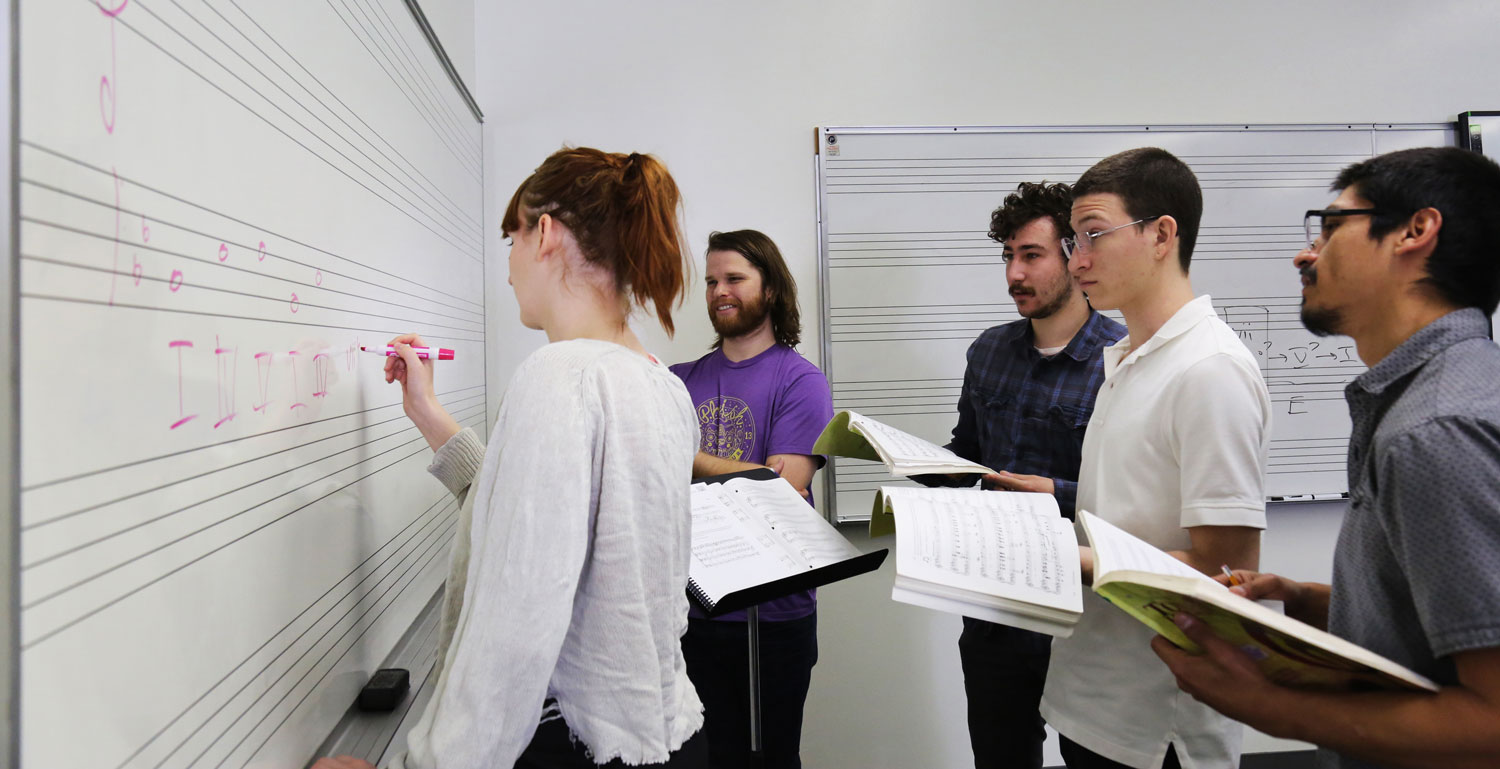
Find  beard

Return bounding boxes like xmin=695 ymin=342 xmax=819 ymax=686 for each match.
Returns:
xmin=710 ymin=294 xmax=771 ymax=339
xmin=1298 ymin=264 xmax=1342 ymax=337
xmin=1011 ymin=273 xmax=1074 ymax=320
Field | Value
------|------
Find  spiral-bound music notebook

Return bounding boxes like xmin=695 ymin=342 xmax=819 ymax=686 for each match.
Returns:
xmin=688 ymin=469 xmax=887 ymax=617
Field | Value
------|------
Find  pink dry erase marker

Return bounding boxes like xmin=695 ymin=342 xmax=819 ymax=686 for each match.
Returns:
xmin=361 ymin=345 xmax=456 ymax=360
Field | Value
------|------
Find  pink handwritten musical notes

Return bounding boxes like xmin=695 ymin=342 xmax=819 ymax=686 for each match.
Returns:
xmin=214 ymin=336 xmax=238 ymax=428
xmin=131 ymin=254 xmax=142 ymax=287
xmin=140 ymin=215 xmax=150 ymax=242
xmin=96 ymin=0 xmax=129 ymax=17
xmin=314 ymin=270 xmax=323 ymax=286
xmin=168 ymin=269 xmax=184 ymax=292
xmin=312 ymin=353 xmax=330 ymax=398
xmin=168 ymin=341 xmax=197 ymax=430
xmin=287 ymin=350 xmax=307 ymax=412
xmin=99 ymin=21 xmax=118 ymax=134
xmin=218 ymin=243 xmax=229 ymax=262
xmin=289 ymin=292 xmax=299 ymax=313
xmin=257 ymin=240 xmax=267 ymax=262
xmin=253 ymin=352 xmax=273 ymax=413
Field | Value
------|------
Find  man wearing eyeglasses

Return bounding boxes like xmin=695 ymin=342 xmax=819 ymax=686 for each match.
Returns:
xmin=1038 ymin=148 xmax=1272 ymax=769
xmin=1149 ymin=147 xmax=1500 ymax=768
xmin=915 ymin=181 xmax=1124 ymax=769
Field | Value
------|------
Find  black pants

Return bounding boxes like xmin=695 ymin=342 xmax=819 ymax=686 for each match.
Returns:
xmin=1058 ymin=735 xmax=1181 ymax=769
xmin=958 ymin=617 xmax=1053 ymax=769
xmin=680 ymin=612 xmax=818 ymax=769
xmin=515 ymin=714 xmax=709 ymax=769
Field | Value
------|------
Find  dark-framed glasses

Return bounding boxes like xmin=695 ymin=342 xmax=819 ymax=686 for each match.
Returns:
xmin=1060 ymin=215 xmax=1163 ymax=260
xmin=1303 ymin=208 xmax=1384 ymax=251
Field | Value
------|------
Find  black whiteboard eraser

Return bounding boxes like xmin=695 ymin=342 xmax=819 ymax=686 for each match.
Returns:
xmin=357 ymin=668 xmax=410 ymax=711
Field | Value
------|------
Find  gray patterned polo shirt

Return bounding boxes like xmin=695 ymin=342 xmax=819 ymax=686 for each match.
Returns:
xmin=1322 ymin=307 xmax=1500 ymax=769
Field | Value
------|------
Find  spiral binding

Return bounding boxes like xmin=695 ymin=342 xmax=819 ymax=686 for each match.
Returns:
xmin=686 ymin=579 xmax=717 ymax=613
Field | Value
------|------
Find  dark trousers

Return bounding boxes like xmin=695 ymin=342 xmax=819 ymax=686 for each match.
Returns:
xmin=515 ymin=713 xmax=709 ymax=768
xmin=680 ymin=612 xmax=818 ymax=769
xmin=958 ymin=617 xmax=1053 ymax=769
xmin=1058 ymin=735 xmax=1181 ymax=769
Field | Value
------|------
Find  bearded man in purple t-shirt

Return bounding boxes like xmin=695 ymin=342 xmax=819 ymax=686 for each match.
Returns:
xmin=670 ymin=229 xmax=834 ymax=769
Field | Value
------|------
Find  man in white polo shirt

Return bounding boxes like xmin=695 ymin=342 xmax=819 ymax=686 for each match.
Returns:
xmin=1038 ymin=147 xmax=1272 ymax=769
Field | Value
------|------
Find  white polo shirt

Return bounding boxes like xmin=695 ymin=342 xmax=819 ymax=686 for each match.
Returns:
xmin=1039 ymin=295 xmax=1271 ymax=769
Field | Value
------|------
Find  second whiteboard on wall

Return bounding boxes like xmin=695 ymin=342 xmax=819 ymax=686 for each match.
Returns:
xmin=815 ymin=124 xmax=1454 ymax=523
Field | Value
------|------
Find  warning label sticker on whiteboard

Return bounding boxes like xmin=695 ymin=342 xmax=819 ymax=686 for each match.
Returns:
xmin=825 ymin=133 xmax=840 ymax=156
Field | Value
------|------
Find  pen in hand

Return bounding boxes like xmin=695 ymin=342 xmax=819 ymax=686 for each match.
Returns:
xmin=1220 ymin=564 xmax=1243 ymax=587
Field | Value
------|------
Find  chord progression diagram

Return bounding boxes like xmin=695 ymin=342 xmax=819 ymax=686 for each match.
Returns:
xmin=828 ymin=302 xmax=1018 ymax=344
xmin=823 ymin=152 xmax=1374 ymax=194
xmin=93 ymin=0 xmax=484 ymax=259
xmin=20 ymin=143 xmax=484 ymax=333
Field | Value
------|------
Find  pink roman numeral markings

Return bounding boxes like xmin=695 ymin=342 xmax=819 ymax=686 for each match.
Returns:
xmin=287 ymin=350 xmax=307 ymax=412
xmin=312 ymin=353 xmax=331 ymax=398
xmin=215 ymin=336 xmax=238 ymax=428
xmin=253 ymin=352 xmax=274 ymax=413
xmin=169 ymin=340 xmax=197 ymax=430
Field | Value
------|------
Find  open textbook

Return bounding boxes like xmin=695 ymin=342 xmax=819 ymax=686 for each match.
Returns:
xmin=688 ymin=472 xmax=886 ymax=616
xmin=813 ymin=410 xmax=994 ymax=477
xmin=876 ymin=486 xmax=1438 ymax=691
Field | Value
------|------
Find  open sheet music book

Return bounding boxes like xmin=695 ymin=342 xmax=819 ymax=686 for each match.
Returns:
xmin=813 ymin=410 xmax=994 ymax=477
xmin=688 ymin=472 xmax=886 ymax=617
xmin=875 ymin=486 xmax=1438 ymax=691
xmin=1079 ymin=512 xmax=1438 ymax=692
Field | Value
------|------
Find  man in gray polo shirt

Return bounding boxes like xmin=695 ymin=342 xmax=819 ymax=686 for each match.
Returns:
xmin=1149 ymin=146 xmax=1500 ymax=767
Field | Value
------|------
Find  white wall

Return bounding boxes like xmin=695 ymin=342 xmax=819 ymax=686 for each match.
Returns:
xmin=472 ymin=1 xmax=1500 ymax=765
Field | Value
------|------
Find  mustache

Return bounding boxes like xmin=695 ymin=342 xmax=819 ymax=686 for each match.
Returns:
xmin=1008 ymin=285 xmax=1034 ymax=296
xmin=1299 ymin=264 xmax=1317 ymax=285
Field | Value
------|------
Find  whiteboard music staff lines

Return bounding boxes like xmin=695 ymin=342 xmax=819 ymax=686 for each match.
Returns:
xmin=120 ymin=0 xmax=484 ymax=255
xmin=211 ymin=520 xmax=454 ymax=769
xmin=341 ymin=0 xmax=472 ymax=151
xmin=331 ymin=0 xmax=476 ymax=168
xmin=112 ymin=493 xmax=455 ymax=769
xmin=19 ymin=293 xmax=483 ymax=342
xmin=20 ymin=413 xmax=482 ymax=650
xmin=179 ymin=513 xmax=457 ymax=769
xmin=21 ymin=402 xmax=484 ymax=597
xmin=20 ymin=251 xmax=483 ymax=337
xmin=210 ymin=0 xmax=481 ymax=226
xmin=20 ymin=383 xmax=481 ymax=495
xmin=322 ymin=0 xmax=479 ymax=173
xmin=103 ymin=6 xmax=484 ymax=261
xmin=20 ymin=396 xmax=484 ymax=560
xmin=156 ymin=0 xmax=480 ymax=232
xmin=22 ymin=142 xmax=483 ymax=312
xmin=20 ymin=174 xmax=484 ymax=321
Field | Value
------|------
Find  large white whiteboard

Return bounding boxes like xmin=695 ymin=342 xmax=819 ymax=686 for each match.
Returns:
xmin=16 ymin=1 xmax=484 ymax=766
xmin=816 ymin=124 xmax=1454 ymax=523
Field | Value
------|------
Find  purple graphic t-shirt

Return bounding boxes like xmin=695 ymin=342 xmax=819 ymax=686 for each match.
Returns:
xmin=671 ymin=344 xmax=834 ymax=622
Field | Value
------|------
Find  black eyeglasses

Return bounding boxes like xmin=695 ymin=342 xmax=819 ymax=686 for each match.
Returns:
xmin=1303 ymin=208 xmax=1385 ymax=251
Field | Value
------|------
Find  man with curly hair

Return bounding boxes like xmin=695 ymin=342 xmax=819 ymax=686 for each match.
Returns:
xmin=918 ymin=181 xmax=1124 ymax=769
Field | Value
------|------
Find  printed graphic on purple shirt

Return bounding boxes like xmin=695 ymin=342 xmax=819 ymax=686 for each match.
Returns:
xmin=671 ymin=344 xmax=835 ymax=622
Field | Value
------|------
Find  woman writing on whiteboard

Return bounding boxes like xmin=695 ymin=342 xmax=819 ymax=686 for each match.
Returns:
xmin=316 ymin=148 xmax=705 ymax=769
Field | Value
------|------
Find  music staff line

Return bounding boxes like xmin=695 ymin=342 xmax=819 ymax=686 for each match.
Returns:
xmin=322 ymin=0 xmax=480 ymax=170
xmin=130 ymin=0 xmax=483 ymax=250
xmin=168 ymin=0 xmax=480 ymax=226
xmin=21 ymin=412 xmax=482 ymax=649
xmin=22 ymin=393 xmax=483 ymax=559
xmin=24 ymin=142 xmax=483 ymax=312
xmin=210 ymin=0 xmax=480 ymax=226
xmin=104 ymin=3 xmax=484 ymax=260
xmin=112 ymin=491 xmax=453 ymax=769
xmin=22 ymin=403 xmax=483 ymax=613
xmin=178 ymin=512 xmax=455 ymax=769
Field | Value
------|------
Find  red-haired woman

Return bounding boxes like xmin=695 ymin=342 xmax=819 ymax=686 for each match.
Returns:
xmin=317 ymin=148 xmax=705 ymax=769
